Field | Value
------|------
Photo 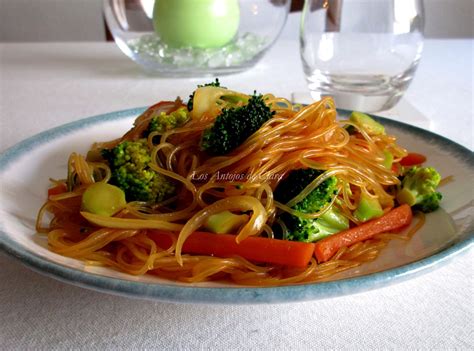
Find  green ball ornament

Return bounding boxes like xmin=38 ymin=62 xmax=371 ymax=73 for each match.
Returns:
xmin=153 ymin=0 xmax=240 ymax=48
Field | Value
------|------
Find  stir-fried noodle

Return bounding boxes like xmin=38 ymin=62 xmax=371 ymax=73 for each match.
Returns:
xmin=37 ymin=93 xmax=427 ymax=286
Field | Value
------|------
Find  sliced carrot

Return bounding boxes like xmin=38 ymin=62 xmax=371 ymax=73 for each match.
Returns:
xmin=47 ymin=183 xmax=67 ymax=197
xmin=314 ymin=204 xmax=413 ymax=263
xmin=148 ymin=230 xmax=315 ymax=268
xmin=400 ymin=152 xmax=427 ymax=166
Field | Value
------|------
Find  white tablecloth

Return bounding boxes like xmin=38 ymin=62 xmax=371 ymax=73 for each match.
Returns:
xmin=1 ymin=16 xmax=473 ymax=350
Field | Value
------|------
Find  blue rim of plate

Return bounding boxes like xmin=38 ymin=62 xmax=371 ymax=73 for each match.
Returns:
xmin=0 ymin=107 xmax=473 ymax=304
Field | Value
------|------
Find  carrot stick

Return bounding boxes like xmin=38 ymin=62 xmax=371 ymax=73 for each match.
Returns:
xmin=149 ymin=230 xmax=315 ymax=268
xmin=400 ymin=152 xmax=427 ymax=166
xmin=314 ymin=205 xmax=413 ymax=263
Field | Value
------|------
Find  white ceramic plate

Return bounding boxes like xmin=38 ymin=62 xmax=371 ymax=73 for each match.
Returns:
xmin=0 ymin=108 xmax=472 ymax=304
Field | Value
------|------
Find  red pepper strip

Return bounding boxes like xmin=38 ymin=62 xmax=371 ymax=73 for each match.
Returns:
xmin=400 ymin=152 xmax=427 ymax=166
xmin=47 ymin=183 xmax=67 ymax=197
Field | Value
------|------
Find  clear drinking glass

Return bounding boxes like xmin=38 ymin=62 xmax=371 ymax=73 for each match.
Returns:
xmin=300 ymin=0 xmax=424 ymax=112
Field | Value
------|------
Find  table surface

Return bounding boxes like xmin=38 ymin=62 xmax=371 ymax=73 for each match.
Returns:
xmin=1 ymin=14 xmax=473 ymax=350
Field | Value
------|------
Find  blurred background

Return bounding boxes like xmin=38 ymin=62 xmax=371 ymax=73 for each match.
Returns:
xmin=0 ymin=0 xmax=472 ymax=42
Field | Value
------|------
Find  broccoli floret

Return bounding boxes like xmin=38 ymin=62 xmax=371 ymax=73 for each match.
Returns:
xmin=187 ymin=79 xmax=222 ymax=111
xmin=201 ymin=94 xmax=275 ymax=155
xmin=396 ymin=166 xmax=443 ymax=213
xmin=274 ymin=169 xmax=349 ymax=243
xmin=144 ymin=107 xmax=189 ymax=138
xmin=101 ymin=139 xmax=175 ymax=203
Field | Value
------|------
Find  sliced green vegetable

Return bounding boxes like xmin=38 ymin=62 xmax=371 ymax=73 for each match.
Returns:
xmin=81 ymin=182 xmax=126 ymax=217
xmin=204 ymin=210 xmax=249 ymax=234
xmin=383 ymin=150 xmax=394 ymax=169
xmin=354 ymin=192 xmax=384 ymax=222
xmin=349 ymin=111 xmax=385 ymax=136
